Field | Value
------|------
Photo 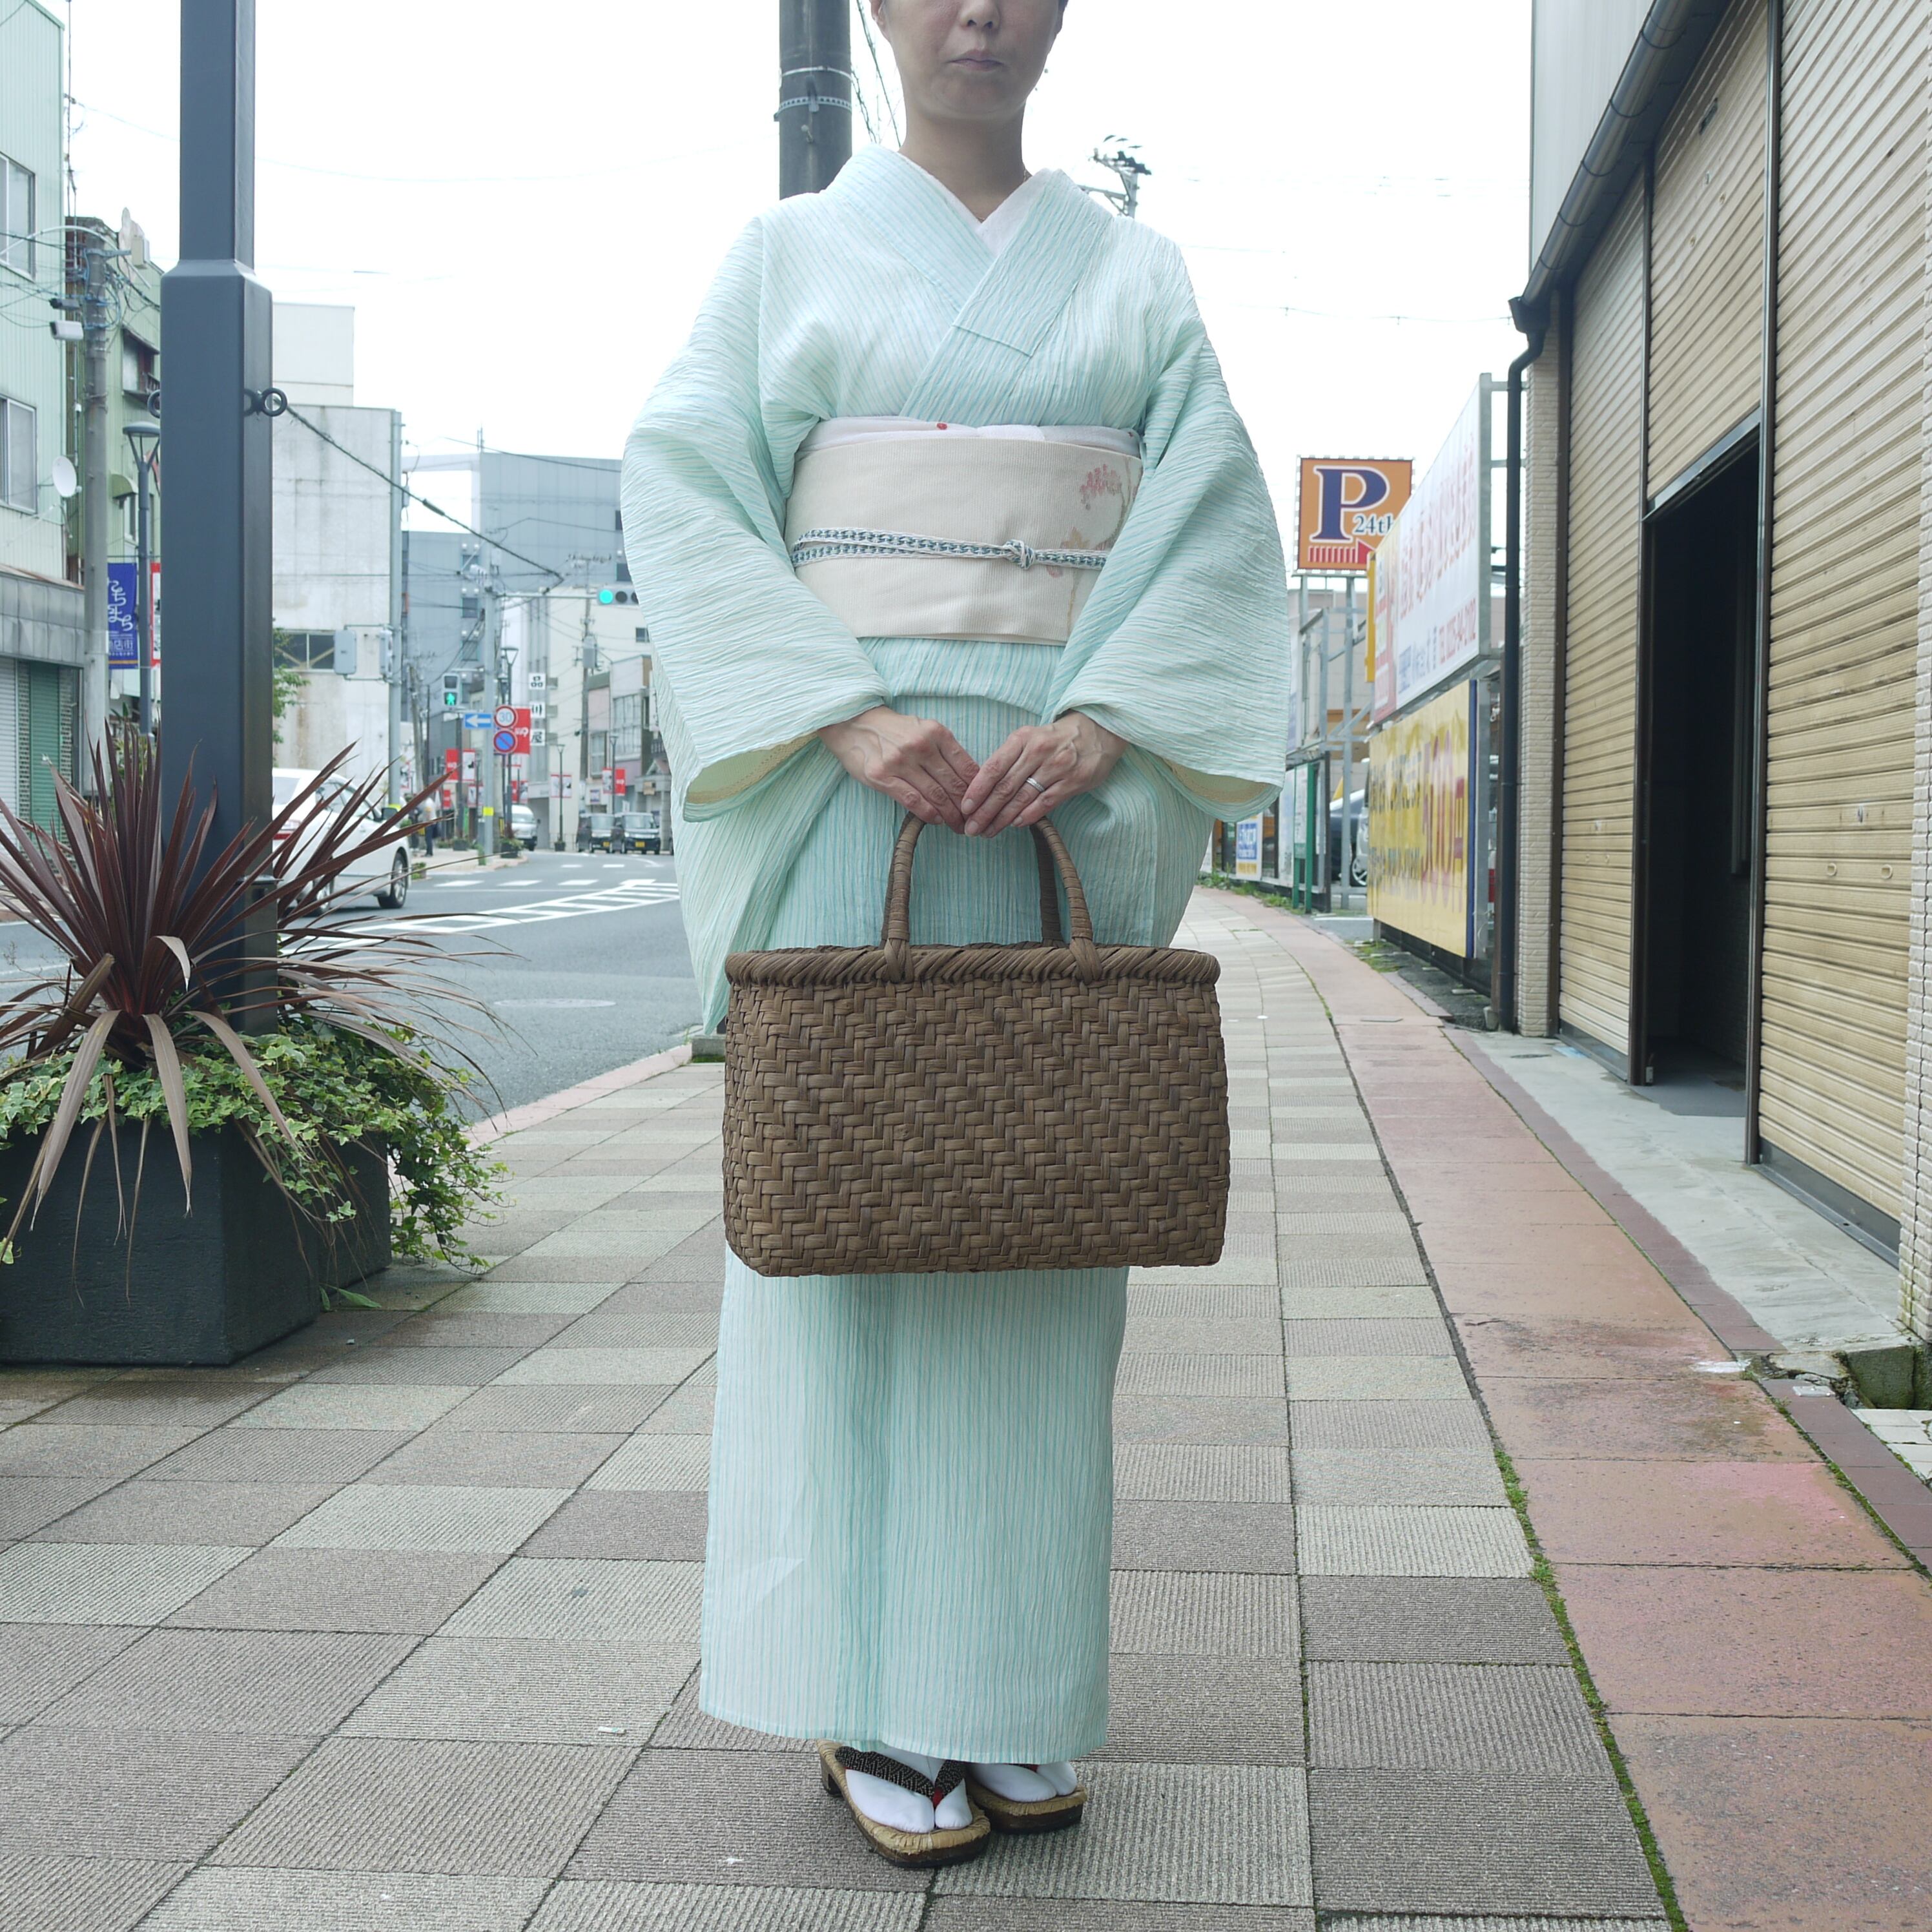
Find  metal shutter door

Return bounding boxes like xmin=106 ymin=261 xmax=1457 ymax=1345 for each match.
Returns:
xmin=1760 ymin=0 xmax=1926 ymax=1222
xmin=1647 ymin=0 xmax=1768 ymax=493
xmin=0 ymin=659 xmax=15 ymax=816
xmin=1560 ymin=181 xmax=1646 ymax=1057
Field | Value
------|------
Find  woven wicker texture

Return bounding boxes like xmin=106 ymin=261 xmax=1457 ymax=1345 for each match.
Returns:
xmin=723 ymin=814 xmax=1230 ymax=1277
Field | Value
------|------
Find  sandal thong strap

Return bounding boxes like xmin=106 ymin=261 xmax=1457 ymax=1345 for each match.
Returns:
xmin=836 ymin=1747 xmax=968 ymax=1805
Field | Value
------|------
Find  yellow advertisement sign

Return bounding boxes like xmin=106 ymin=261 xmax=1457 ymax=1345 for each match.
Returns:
xmin=1296 ymin=457 xmax=1413 ymax=573
xmin=1367 ymin=681 xmax=1472 ymax=956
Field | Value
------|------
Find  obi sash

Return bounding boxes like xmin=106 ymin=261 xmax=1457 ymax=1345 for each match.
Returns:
xmin=785 ymin=420 xmax=1143 ymax=646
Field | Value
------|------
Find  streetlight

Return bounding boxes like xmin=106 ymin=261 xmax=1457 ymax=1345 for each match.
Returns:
xmin=123 ymin=420 xmax=159 ymax=737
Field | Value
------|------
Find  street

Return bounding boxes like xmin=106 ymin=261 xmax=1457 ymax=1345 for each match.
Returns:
xmin=0 ymin=850 xmax=702 ymax=1120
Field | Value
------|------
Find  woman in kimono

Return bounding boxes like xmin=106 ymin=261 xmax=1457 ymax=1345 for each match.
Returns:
xmin=622 ymin=0 xmax=1290 ymax=1868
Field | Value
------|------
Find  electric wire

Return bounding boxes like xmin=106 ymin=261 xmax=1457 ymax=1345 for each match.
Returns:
xmin=853 ymin=1 xmax=903 ymax=145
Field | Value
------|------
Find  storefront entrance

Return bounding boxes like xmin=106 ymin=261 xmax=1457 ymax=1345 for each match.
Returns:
xmin=1632 ymin=446 xmax=1759 ymax=1110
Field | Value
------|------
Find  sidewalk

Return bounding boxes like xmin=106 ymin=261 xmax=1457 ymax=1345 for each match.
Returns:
xmin=0 ymin=887 xmax=1924 ymax=1929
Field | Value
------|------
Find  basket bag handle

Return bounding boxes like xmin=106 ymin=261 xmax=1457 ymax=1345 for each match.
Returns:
xmin=881 ymin=813 xmax=1102 ymax=982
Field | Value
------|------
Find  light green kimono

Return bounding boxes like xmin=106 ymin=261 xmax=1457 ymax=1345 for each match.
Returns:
xmin=622 ymin=147 xmax=1290 ymax=1761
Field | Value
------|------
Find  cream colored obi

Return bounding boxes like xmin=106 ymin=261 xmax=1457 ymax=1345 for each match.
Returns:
xmin=786 ymin=419 xmax=1142 ymax=645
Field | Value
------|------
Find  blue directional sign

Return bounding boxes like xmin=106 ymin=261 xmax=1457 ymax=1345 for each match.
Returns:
xmin=460 ymin=710 xmax=494 ymax=728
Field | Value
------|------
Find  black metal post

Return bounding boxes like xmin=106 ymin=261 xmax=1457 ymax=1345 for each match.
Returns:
xmin=779 ymin=0 xmax=854 ymax=198
xmin=135 ymin=451 xmax=154 ymax=736
xmin=160 ymin=5 xmax=272 ymax=859
xmin=160 ymin=0 xmax=274 ymax=1011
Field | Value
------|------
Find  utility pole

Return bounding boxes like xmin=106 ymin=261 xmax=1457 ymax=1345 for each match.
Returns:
xmin=387 ymin=413 xmax=405 ymax=803
xmin=480 ymin=578 xmax=501 ymax=859
xmin=1087 ymin=143 xmax=1150 ymax=218
xmin=79 ymin=240 xmax=111 ymax=781
xmin=779 ymin=0 xmax=853 ymax=198
xmin=161 ymin=0 xmax=274 ymax=1019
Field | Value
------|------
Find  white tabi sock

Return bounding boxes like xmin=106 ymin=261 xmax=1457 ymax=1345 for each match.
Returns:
xmin=969 ymin=1760 xmax=1079 ymax=1800
xmin=844 ymin=1747 xmax=973 ymax=1834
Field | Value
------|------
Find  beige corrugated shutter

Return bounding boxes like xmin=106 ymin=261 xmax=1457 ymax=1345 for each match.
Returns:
xmin=1647 ymin=0 xmax=1768 ymax=492
xmin=1760 ymin=0 xmax=1927 ymax=1226
xmin=1560 ymin=181 xmax=1645 ymax=1058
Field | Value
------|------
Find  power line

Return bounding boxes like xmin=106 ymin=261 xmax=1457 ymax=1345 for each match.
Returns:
xmin=852 ymin=0 xmax=901 ymax=144
xmin=280 ymin=402 xmax=564 ymax=584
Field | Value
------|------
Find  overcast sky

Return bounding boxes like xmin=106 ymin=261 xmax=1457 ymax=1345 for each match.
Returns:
xmin=65 ymin=0 xmax=1530 ymax=520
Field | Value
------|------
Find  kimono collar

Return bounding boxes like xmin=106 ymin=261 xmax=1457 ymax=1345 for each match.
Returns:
xmin=830 ymin=145 xmax=1115 ymax=359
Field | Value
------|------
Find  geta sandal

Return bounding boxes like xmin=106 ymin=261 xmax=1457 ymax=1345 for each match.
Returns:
xmin=817 ymin=1742 xmax=991 ymax=1868
xmin=965 ymin=1766 xmax=1088 ymax=1834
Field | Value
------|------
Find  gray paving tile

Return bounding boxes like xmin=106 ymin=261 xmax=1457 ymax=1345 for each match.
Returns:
xmin=649 ymin=1675 xmax=812 ymax=1753
xmin=0 ymin=1424 xmax=198 ymax=1480
xmin=635 ymin=1386 xmax=714 ymax=1435
xmin=167 ymin=1547 xmax=504 ymax=1634
xmin=563 ymin=1748 xmax=922 ymax=1890
xmin=1306 ymin=1771 xmax=1660 ymax=1917
xmin=1282 ymin=1319 xmax=1452 ymax=1357
xmin=440 ymin=1281 xmax=624 ymax=1313
xmin=1113 ymin=1396 xmax=1288 ymax=1446
xmin=231 ymin=1384 xmax=469 ymax=1431
xmin=41 ymin=1626 xmax=415 ymax=1733
xmin=272 ymin=1484 xmax=571 ymax=1554
xmin=586 ymin=1435 xmax=712 ymax=1492
xmin=1122 ymin=1320 xmax=1283 ymax=1355
xmin=1279 ymin=1282 xmax=1442 ymax=1319
xmin=442 ymin=1558 xmax=704 ymax=1643
xmin=0 ymin=1623 xmax=141 ymax=1721
xmin=383 ymin=1310 xmax=577 ymax=1350
xmin=0 ymin=1727 xmax=311 ymax=1857
xmin=29 ymin=1381 xmax=269 ymax=1428
xmin=357 ymin=1428 xmax=625 ymax=1490
xmin=308 ymin=1346 xmax=531 ymax=1386
xmin=555 ymin=1310 xmax=721 ymax=1350
xmin=1291 ymin=1450 xmax=1506 ymax=1507
xmin=1126 ymin=1284 xmax=1279 ymax=1321
xmin=925 ymin=1902 xmax=1313 ymax=1932
xmin=1110 ymin=1571 xmax=1299 ymax=1658
xmin=443 ymin=1385 xmax=672 ymax=1433
xmin=495 ymin=1348 xmax=713 ymax=1386
xmin=1308 ymin=1662 xmax=1607 ymax=1774
xmin=1113 ymin=1503 xmax=1296 ymax=1573
xmin=0 ymin=1541 xmax=249 ymax=1623
xmin=211 ymin=1736 xmax=634 ymax=1877
xmin=340 ymin=1635 xmax=692 ymax=1745
xmin=143 ymin=1428 xmax=413 ymax=1483
xmin=1296 ymin=1507 xmax=1532 ymax=1579
xmin=1285 ymin=1359 xmax=1470 ymax=1402
xmin=139 ymin=1869 xmax=548 ymax=1932
xmin=1097 ymin=1653 xmax=1303 ymax=1765
xmin=523 ymin=1492 xmax=709 ymax=1561
xmin=0 ymin=1477 xmax=114 ymax=1537
xmin=1116 ymin=1355 xmax=1282 ymax=1399
xmin=1300 ymin=1578 xmax=1567 ymax=1665
xmin=36 ymin=1481 xmax=341 ymax=1546
xmin=1288 ymin=1402 xmax=1491 ymax=1452
xmin=0 ymin=1853 xmax=187 ymax=1932
xmin=938 ymin=1762 xmax=1311 ymax=1906
xmin=1114 ymin=1444 xmax=1293 ymax=1503
xmin=532 ymin=1882 xmax=924 ymax=1932
xmin=1277 ymin=1255 xmax=1426 ymax=1291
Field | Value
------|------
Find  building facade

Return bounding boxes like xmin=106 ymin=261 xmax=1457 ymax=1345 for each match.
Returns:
xmin=1510 ymin=0 xmax=1932 ymax=1342
xmin=0 ymin=1 xmax=83 ymax=825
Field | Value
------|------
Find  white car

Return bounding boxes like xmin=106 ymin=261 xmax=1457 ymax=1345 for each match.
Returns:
xmin=272 ymin=767 xmax=413 ymax=910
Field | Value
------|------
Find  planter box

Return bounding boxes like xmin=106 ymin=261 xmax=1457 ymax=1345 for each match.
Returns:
xmin=0 ymin=1127 xmax=390 ymax=1366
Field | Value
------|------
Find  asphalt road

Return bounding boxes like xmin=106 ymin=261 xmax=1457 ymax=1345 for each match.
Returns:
xmin=0 ymin=848 xmax=704 ymax=1120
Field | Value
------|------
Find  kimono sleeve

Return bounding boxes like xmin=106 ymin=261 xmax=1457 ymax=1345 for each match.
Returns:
xmin=621 ymin=220 xmax=889 ymax=818
xmin=1049 ymin=247 xmax=1291 ymax=819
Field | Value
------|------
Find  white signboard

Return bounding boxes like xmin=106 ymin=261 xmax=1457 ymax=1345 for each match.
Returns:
xmin=1371 ymin=380 xmax=1491 ymax=722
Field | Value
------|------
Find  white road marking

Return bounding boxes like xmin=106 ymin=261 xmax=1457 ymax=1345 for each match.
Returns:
xmin=360 ymin=876 xmax=680 ymax=934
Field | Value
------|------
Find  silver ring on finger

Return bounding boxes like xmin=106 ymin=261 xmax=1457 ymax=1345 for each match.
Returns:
xmin=1023 ymin=776 xmax=1049 ymax=796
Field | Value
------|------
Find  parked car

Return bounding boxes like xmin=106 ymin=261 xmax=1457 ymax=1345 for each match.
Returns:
xmin=614 ymin=809 xmax=661 ymax=854
xmin=1328 ymin=788 xmax=1368 ymax=889
xmin=508 ymin=803 xmax=540 ymax=846
xmin=575 ymin=808 xmax=615 ymax=853
xmin=272 ymin=767 xmax=412 ymax=910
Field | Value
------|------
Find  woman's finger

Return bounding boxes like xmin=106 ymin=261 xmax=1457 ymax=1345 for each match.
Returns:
xmin=929 ymin=726 xmax=982 ymax=796
xmin=961 ymin=732 xmax=1026 ymax=818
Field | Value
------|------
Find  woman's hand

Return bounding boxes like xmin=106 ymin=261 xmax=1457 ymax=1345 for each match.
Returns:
xmin=961 ymin=712 xmax=1127 ymax=837
xmin=819 ymin=706 xmax=981 ymax=832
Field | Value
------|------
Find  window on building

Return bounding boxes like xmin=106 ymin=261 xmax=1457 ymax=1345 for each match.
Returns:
xmin=0 ymin=396 xmax=36 ymax=512
xmin=273 ymin=630 xmax=336 ymax=671
xmin=613 ymin=692 xmax=644 ymax=762
xmin=0 ymin=156 xmax=33 ymax=280
xmin=121 ymin=333 xmax=157 ymax=398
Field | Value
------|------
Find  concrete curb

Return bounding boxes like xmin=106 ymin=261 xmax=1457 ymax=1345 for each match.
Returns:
xmin=468 ymin=1042 xmax=695 ymax=1146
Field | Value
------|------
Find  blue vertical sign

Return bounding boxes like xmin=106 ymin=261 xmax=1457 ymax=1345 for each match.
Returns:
xmin=107 ymin=562 xmax=139 ymax=668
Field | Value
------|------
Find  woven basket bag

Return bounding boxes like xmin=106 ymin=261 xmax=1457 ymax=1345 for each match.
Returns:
xmin=721 ymin=812 xmax=1229 ymax=1277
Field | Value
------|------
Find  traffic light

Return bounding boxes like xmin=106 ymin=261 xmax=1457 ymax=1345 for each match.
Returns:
xmin=597 ymin=588 xmax=639 ymax=606
xmin=441 ymin=673 xmax=460 ymax=708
